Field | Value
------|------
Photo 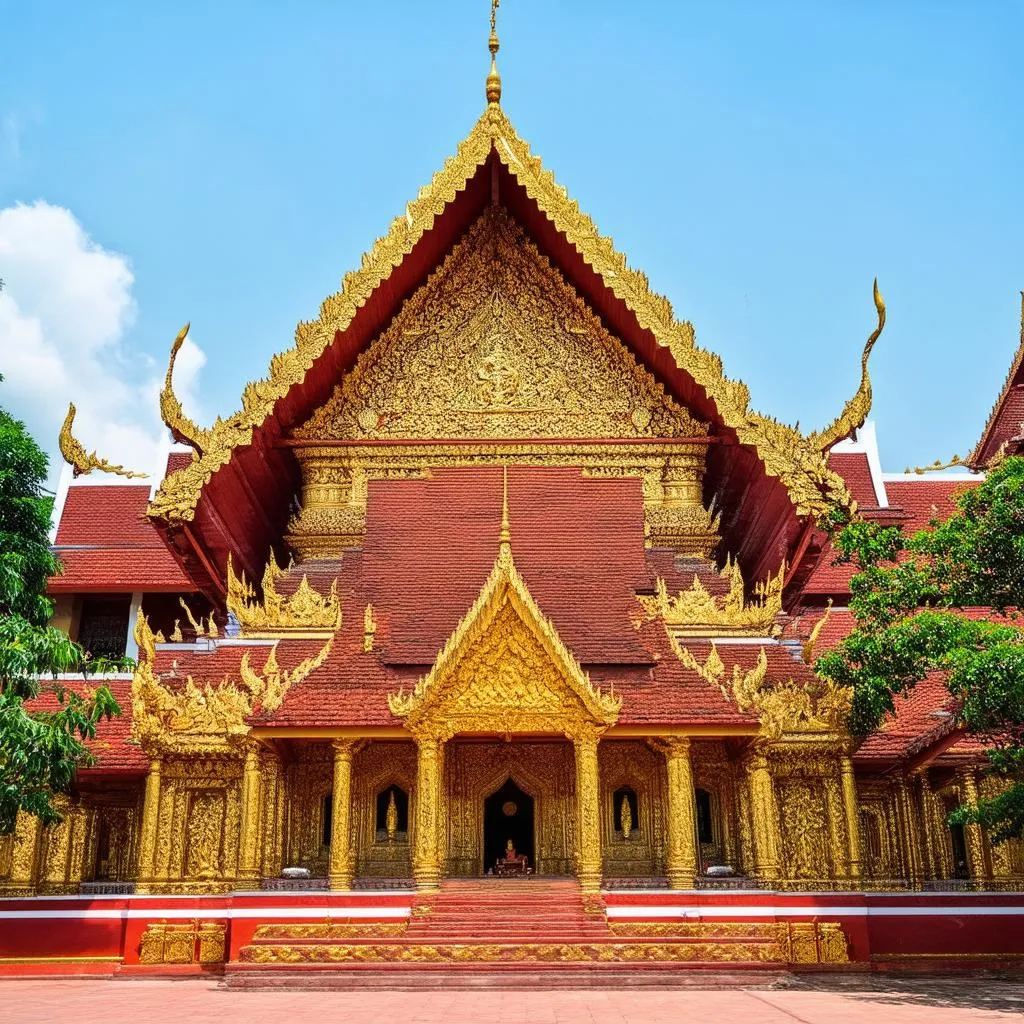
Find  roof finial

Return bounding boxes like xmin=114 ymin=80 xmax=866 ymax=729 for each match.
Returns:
xmin=499 ymin=464 xmax=511 ymax=551
xmin=486 ymin=0 xmax=502 ymax=105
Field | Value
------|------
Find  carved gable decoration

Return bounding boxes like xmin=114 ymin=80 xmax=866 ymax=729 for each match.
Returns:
xmin=295 ymin=208 xmax=707 ymax=443
xmin=389 ymin=541 xmax=621 ymax=740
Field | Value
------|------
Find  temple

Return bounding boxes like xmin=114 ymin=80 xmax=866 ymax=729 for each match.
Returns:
xmin=3 ymin=12 xmax=1023 ymax=977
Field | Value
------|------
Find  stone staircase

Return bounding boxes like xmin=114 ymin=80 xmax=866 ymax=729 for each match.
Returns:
xmin=226 ymin=877 xmax=796 ymax=988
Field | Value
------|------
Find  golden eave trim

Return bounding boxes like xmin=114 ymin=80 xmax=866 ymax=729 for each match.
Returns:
xmin=148 ymin=105 xmax=854 ymax=525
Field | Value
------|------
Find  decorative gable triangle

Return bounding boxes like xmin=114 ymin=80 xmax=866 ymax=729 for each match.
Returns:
xmin=388 ymin=533 xmax=620 ymax=742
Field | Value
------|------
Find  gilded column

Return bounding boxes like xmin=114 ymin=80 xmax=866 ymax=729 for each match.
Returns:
xmin=663 ymin=738 xmax=698 ymax=889
xmin=574 ymin=731 xmax=603 ymax=894
xmin=839 ymin=756 xmax=862 ymax=881
xmin=137 ymin=757 xmax=162 ymax=889
xmin=237 ymin=743 xmax=263 ymax=887
xmin=329 ymin=739 xmax=357 ymax=890
xmin=915 ymin=769 xmax=937 ymax=881
xmin=7 ymin=811 xmax=41 ymax=894
xmin=959 ymin=769 xmax=988 ymax=883
xmin=746 ymin=752 xmax=781 ymax=883
xmin=413 ymin=737 xmax=442 ymax=891
xmin=895 ymin=775 xmax=924 ymax=886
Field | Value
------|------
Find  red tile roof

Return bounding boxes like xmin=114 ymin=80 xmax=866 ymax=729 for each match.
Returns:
xmin=50 ymin=485 xmax=194 ymax=593
xmin=360 ymin=466 xmax=653 ymax=665
xmin=885 ymin=478 xmax=983 ymax=532
xmin=828 ymin=452 xmax=880 ymax=509
xmin=26 ymin=677 xmax=148 ymax=774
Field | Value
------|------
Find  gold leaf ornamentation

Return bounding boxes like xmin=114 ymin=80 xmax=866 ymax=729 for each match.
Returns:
xmin=670 ymin=638 xmax=851 ymax=739
xmin=148 ymin=105 xmax=854 ymax=527
xmin=639 ymin=557 xmax=784 ymax=637
xmin=159 ymin=323 xmax=210 ymax=454
xmin=808 ymin=279 xmax=886 ymax=452
xmin=388 ymin=539 xmax=619 ymax=740
xmin=130 ymin=614 xmax=331 ymax=753
xmin=226 ymin=551 xmax=340 ymax=637
xmin=58 ymin=403 xmax=147 ymax=479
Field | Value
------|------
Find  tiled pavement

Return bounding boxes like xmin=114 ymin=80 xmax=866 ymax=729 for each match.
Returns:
xmin=3 ymin=975 xmax=1023 ymax=1024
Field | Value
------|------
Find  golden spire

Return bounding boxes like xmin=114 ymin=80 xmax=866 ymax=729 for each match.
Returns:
xmin=499 ymin=464 xmax=511 ymax=551
xmin=486 ymin=0 xmax=502 ymax=105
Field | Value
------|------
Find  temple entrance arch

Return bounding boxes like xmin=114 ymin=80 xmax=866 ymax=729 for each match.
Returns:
xmin=483 ymin=777 xmax=535 ymax=874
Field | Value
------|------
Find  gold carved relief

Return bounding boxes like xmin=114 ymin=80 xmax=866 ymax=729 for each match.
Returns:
xmin=639 ymin=558 xmax=784 ymax=637
xmin=149 ymin=104 xmax=854 ymax=530
xmin=388 ymin=538 xmax=619 ymax=741
xmin=132 ymin=614 xmax=332 ymax=753
xmin=296 ymin=208 xmax=707 ymax=445
xmin=226 ymin=551 xmax=341 ymax=636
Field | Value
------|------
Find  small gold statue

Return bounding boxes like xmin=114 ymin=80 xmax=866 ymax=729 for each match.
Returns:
xmin=620 ymin=794 xmax=633 ymax=839
xmin=385 ymin=790 xmax=399 ymax=842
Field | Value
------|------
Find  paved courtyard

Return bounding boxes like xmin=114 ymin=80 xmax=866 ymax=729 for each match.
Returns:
xmin=3 ymin=975 xmax=1023 ymax=1024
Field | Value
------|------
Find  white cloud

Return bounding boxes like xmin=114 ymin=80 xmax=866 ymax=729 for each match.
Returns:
xmin=0 ymin=201 xmax=206 ymax=486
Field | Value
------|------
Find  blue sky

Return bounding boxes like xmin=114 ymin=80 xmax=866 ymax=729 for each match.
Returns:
xmin=1 ymin=1 xmax=1022 ymax=481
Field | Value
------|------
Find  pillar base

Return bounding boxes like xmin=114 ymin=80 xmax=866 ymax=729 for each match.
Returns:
xmin=328 ymin=872 xmax=353 ymax=891
xmin=413 ymin=865 xmax=441 ymax=891
xmin=577 ymin=869 xmax=602 ymax=894
xmin=666 ymin=870 xmax=696 ymax=890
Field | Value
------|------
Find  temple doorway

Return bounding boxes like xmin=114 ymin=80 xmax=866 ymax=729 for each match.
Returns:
xmin=483 ymin=778 xmax=534 ymax=874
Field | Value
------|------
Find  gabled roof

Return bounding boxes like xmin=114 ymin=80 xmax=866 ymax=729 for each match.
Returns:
xmin=50 ymin=484 xmax=195 ymax=593
xmin=971 ymin=293 xmax=1024 ymax=468
xmin=147 ymin=101 xmax=872 ymax=594
xmin=387 ymin=483 xmax=621 ymax=739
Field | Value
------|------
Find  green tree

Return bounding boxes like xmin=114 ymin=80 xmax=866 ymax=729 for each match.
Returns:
xmin=817 ymin=456 xmax=1024 ymax=841
xmin=0 ymin=379 xmax=127 ymax=834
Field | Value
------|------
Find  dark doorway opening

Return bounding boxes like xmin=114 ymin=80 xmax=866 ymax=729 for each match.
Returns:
xmin=949 ymin=822 xmax=970 ymax=879
xmin=483 ymin=778 xmax=534 ymax=874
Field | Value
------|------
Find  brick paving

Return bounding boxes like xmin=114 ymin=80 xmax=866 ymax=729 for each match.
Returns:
xmin=3 ymin=976 xmax=1023 ymax=1024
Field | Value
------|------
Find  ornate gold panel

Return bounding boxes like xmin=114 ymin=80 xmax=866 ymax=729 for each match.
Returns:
xmin=353 ymin=741 xmax=416 ymax=879
xmin=599 ymin=741 xmax=664 ymax=878
xmin=443 ymin=740 xmax=577 ymax=877
xmin=296 ymin=208 xmax=707 ymax=445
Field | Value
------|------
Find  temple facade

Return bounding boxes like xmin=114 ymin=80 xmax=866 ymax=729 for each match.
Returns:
xmin=5 ymin=34 xmax=1024 ymax=907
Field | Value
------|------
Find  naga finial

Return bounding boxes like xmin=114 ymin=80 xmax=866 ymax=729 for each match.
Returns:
xmin=58 ymin=402 xmax=148 ymax=479
xmin=486 ymin=0 xmax=502 ymax=105
xmin=809 ymin=279 xmax=886 ymax=452
xmin=159 ymin=323 xmax=208 ymax=455
xmin=903 ymin=454 xmax=975 ymax=475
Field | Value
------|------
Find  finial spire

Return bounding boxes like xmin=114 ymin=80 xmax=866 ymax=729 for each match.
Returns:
xmin=486 ymin=0 xmax=502 ymax=105
xmin=499 ymin=464 xmax=511 ymax=550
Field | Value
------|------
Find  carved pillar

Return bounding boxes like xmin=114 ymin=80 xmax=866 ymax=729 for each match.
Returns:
xmin=7 ymin=811 xmax=41 ymax=893
xmin=413 ymin=737 xmax=442 ymax=891
xmin=137 ymin=757 xmax=162 ymax=888
xmin=663 ymin=738 xmax=698 ymax=889
xmin=746 ymin=752 xmax=781 ymax=883
xmin=895 ymin=775 xmax=924 ymax=887
xmin=237 ymin=743 xmax=263 ymax=886
xmin=839 ymin=756 xmax=862 ymax=881
xmin=574 ymin=732 xmax=603 ymax=893
xmin=915 ymin=769 xmax=937 ymax=881
xmin=958 ymin=769 xmax=988 ymax=882
xmin=328 ymin=739 xmax=357 ymax=890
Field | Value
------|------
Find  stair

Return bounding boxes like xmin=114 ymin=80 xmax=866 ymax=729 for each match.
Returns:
xmin=226 ymin=876 xmax=793 ymax=987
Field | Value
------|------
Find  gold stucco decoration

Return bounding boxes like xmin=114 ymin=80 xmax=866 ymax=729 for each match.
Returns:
xmin=295 ymin=208 xmax=706 ymax=444
xmin=639 ymin=557 xmax=784 ymax=637
xmin=807 ymin=279 xmax=886 ymax=453
xmin=58 ymin=403 xmax=147 ymax=479
xmin=670 ymin=638 xmax=852 ymax=739
xmin=225 ymin=551 xmax=340 ymax=637
xmin=388 ymin=492 xmax=619 ymax=741
xmin=159 ymin=323 xmax=212 ymax=455
xmin=148 ymin=103 xmax=860 ymax=527
xmin=131 ymin=614 xmax=331 ymax=753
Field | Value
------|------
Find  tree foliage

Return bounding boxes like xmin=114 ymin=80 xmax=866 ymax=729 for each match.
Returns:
xmin=816 ymin=456 xmax=1024 ymax=841
xmin=0 ymin=378 xmax=127 ymax=833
